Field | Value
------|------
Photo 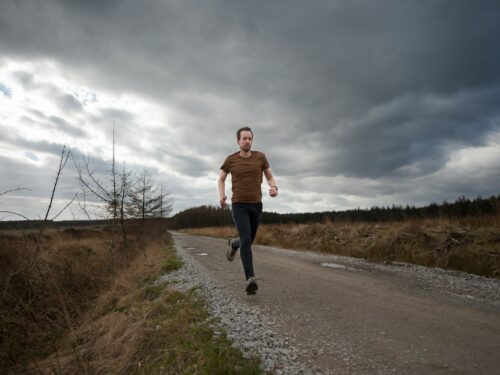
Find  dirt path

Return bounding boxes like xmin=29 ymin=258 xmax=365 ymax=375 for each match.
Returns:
xmin=171 ymin=231 xmax=500 ymax=375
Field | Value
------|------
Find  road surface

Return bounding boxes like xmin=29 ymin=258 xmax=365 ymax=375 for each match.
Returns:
xmin=171 ymin=231 xmax=500 ymax=374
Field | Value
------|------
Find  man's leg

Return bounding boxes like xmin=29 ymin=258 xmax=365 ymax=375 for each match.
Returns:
xmin=231 ymin=203 xmax=254 ymax=280
xmin=249 ymin=202 xmax=263 ymax=244
xmin=244 ymin=203 xmax=262 ymax=295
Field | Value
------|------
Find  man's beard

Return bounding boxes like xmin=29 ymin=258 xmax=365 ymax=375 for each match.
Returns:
xmin=242 ymin=145 xmax=251 ymax=152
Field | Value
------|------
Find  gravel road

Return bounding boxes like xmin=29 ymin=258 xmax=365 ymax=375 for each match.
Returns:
xmin=164 ymin=231 xmax=500 ymax=375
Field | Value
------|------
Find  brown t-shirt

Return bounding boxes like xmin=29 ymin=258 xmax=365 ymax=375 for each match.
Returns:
xmin=220 ymin=151 xmax=270 ymax=203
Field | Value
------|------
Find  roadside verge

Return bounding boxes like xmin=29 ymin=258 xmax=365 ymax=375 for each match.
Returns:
xmin=25 ymin=232 xmax=263 ymax=374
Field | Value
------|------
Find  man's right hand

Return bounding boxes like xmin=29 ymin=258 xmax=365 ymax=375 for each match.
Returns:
xmin=220 ymin=195 xmax=227 ymax=208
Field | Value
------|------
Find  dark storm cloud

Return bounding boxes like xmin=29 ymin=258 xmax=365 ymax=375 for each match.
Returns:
xmin=322 ymin=88 xmax=500 ymax=178
xmin=1 ymin=0 xmax=500 ymax=213
xmin=2 ymin=1 xmax=498 ymax=140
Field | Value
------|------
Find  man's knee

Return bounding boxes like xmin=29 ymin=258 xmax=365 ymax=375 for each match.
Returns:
xmin=239 ymin=235 xmax=252 ymax=248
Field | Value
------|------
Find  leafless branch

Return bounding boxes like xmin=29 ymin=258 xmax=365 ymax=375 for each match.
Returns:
xmin=84 ymin=158 xmax=113 ymax=201
xmin=76 ymin=188 xmax=92 ymax=220
xmin=71 ymin=151 xmax=113 ymax=203
xmin=69 ymin=206 xmax=78 ymax=220
xmin=0 ymin=210 xmax=31 ymax=220
xmin=0 ymin=187 xmax=31 ymax=196
xmin=42 ymin=145 xmax=71 ymax=223
xmin=51 ymin=192 xmax=78 ymax=221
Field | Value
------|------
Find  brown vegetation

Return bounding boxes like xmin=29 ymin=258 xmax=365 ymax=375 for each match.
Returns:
xmin=0 ymin=220 xmax=165 ymax=373
xmin=183 ymin=215 xmax=500 ymax=279
xmin=1 ymin=221 xmax=262 ymax=374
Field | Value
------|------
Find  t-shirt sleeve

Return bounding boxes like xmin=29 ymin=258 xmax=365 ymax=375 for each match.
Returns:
xmin=220 ymin=157 xmax=230 ymax=173
xmin=262 ymin=153 xmax=270 ymax=170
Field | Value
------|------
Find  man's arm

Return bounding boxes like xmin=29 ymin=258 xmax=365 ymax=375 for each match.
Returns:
xmin=218 ymin=170 xmax=228 ymax=207
xmin=264 ymin=168 xmax=278 ymax=197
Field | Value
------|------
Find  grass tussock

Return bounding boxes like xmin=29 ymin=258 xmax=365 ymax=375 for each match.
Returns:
xmin=161 ymin=255 xmax=184 ymax=273
xmin=183 ymin=215 xmax=500 ymax=279
xmin=0 ymin=228 xmax=125 ymax=372
xmin=0 ymin=220 xmax=166 ymax=373
xmin=25 ymin=236 xmax=262 ymax=374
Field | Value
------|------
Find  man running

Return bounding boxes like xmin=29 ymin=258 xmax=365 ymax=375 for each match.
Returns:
xmin=218 ymin=126 xmax=278 ymax=295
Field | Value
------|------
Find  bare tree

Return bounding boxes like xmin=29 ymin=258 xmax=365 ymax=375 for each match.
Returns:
xmin=118 ymin=163 xmax=134 ymax=243
xmin=126 ymin=170 xmax=172 ymax=220
xmin=71 ymin=129 xmax=123 ymax=221
xmin=111 ymin=124 xmax=119 ymax=220
xmin=71 ymin=127 xmax=136 ymax=247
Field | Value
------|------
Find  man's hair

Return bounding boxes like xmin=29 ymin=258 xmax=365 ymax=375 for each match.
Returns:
xmin=237 ymin=126 xmax=253 ymax=141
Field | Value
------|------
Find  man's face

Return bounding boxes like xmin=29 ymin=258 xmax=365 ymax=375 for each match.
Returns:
xmin=238 ymin=131 xmax=253 ymax=152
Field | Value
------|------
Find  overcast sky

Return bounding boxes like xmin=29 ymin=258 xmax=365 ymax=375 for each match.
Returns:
xmin=1 ymin=0 xmax=499 ymax=220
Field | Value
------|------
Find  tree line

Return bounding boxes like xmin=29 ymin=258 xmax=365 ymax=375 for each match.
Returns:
xmin=169 ymin=195 xmax=500 ymax=229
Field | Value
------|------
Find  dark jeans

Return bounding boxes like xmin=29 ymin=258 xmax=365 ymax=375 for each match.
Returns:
xmin=231 ymin=202 xmax=262 ymax=280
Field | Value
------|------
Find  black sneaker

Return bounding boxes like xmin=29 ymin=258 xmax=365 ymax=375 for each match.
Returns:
xmin=226 ymin=238 xmax=239 ymax=261
xmin=246 ymin=277 xmax=258 ymax=295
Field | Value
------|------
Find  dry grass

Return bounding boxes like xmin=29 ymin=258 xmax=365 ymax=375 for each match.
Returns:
xmin=25 ymin=237 xmax=262 ymax=374
xmin=1 ymin=222 xmax=262 ymax=374
xmin=183 ymin=215 xmax=500 ymax=279
xmin=0 ymin=221 xmax=163 ymax=373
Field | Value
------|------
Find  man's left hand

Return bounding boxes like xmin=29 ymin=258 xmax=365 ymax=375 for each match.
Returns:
xmin=269 ymin=186 xmax=278 ymax=197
